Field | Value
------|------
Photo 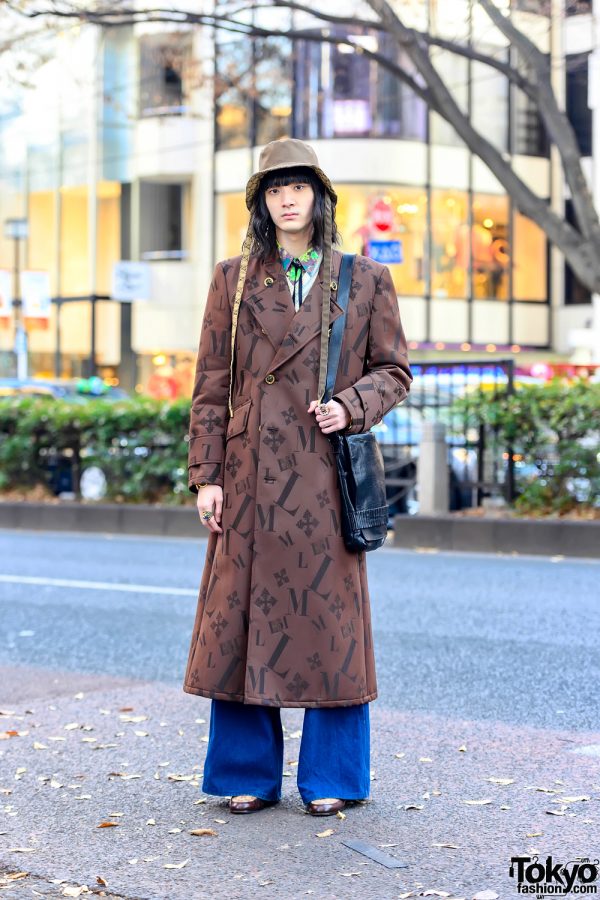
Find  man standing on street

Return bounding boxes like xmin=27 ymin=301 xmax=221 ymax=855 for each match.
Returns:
xmin=183 ymin=138 xmax=412 ymax=816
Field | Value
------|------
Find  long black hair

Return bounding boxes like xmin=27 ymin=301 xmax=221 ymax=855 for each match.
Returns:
xmin=249 ymin=166 xmax=340 ymax=261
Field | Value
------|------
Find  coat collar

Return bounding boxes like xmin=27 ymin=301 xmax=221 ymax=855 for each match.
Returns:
xmin=243 ymin=249 xmax=345 ymax=375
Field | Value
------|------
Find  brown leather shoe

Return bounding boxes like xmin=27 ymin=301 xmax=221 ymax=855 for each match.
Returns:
xmin=306 ymin=797 xmax=347 ymax=816
xmin=229 ymin=794 xmax=277 ymax=814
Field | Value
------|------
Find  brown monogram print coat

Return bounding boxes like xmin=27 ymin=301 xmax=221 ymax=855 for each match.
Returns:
xmin=183 ymin=248 xmax=412 ymax=707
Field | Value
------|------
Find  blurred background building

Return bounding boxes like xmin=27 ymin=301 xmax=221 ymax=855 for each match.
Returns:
xmin=0 ymin=0 xmax=597 ymax=398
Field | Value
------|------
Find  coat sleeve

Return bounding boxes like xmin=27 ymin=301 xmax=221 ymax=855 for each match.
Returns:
xmin=332 ymin=263 xmax=413 ymax=434
xmin=187 ymin=262 xmax=232 ymax=491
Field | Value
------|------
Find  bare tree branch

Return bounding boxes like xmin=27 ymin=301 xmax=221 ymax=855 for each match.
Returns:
xmin=478 ymin=0 xmax=600 ymax=246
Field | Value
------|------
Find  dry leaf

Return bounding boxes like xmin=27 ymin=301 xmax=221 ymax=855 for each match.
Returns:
xmin=189 ymin=828 xmax=218 ymax=836
xmin=546 ymin=809 xmax=566 ymax=816
xmin=463 ymin=799 xmax=493 ymax=805
xmin=214 ymin=818 xmax=227 ymax=824
xmin=316 ymin=828 xmax=334 ymax=837
xmin=7 ymin=848 xmax=36 ymax=853
xmin=422 ymin=891 xmax=452 ymax=896
xmin=97 ymin=822 xmax=120 ymax=828
xmin=394 ymin=752 xmax=406 ymax=759
xmin=397 ymin=893 xmax=415 ymax=898
xmin=163 ymin=860 xmax=189 ymax=869
xmin=168 ymin=828 xmax=182 ymax=834
xmin=259 ymin=880 xmax=275 ymax=885
xmin=3 ymin=872 xmax=28 ymax=882
xmin=146 ymin=819 xmax=156 ymax=826
xmin=458 ymin=745 xmax=467 ymax=752
xmin=64 ymin=723 xmax=80 ymax=731
xmin=486 ymin=778 xmax=515 ymax=785
xmin=526 ymin=832 xmax=543 ymax=838
xmin=33 ymin=742 xmax=47 ymax=750
xmin=336 ymin=811 xmax=346 ymax=820
xmin=473 ymin=891 xmax=499 ymax=900
xmin=62 ymin=887 xmax=90 ymax=897
xmin=74 ymin=795 xmax=92 ymax=800
xmin=119 ymin=715 xmax=147 ymax=723
xmin=339 ymin=872 xmax=362 ymax=877
xmin=559 ymin=795 xmax=590 ymax=803
xmin=107 ymin=772 xmax=141 ymax=780
xmin=134 ymin=731 xmax=149 ymax=737
xmin=404 ymin=803 xmax=424 ymax=810
xmin=432 ymin=842 xmax=460 ymax=849
xmin=419 ymin=757 xmax=433 ymax=762
xmin=96 ymin=877 xmax=107 ymax=886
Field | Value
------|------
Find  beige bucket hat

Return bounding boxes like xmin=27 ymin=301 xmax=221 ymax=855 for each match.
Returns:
xmin=228 ymin=138 xmax=337 ymax=418
xmin=245 ymin=138 xmax=338 ymax=210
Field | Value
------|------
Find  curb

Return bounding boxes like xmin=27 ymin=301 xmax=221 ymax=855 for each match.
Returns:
xmin=1 ymin=502 xmax=598 ymax=558
xmin=392 ymin=514 xmax=600 ymax=559
xmin=0 ymin=500 xmax=201 ymax=538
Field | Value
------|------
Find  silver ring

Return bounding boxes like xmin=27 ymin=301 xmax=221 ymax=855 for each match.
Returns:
xmin=318 ymin=403 xmax=329 ymax=416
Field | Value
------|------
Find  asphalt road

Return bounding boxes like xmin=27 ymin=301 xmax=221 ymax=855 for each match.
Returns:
xmin=0 ymin=530 xmax=599 ymax=729
xmin=1 ymin=530 xmax=599 ymax=900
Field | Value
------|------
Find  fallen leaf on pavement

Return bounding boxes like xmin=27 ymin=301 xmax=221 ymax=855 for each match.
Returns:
xmin=422 ymin=890 xmax=452 ymax=896
xmin=189 ymin=828 xmax=217 ymax=836
xmin=339 ymin=872 xmax=362 ymax=877
xmin=526 ymin=832 xmax=543 ymax=838
xmin=432 ymin=842 xmax=460 ymax=849
xmin=473 ymin=891 xmax=498 ymax=900
xmin=419 ymin=757 xmax=433 ymax=762
xmin=64 ymin=723 xmax=80 ymax=731
xmin=404 ymin=804 xmax=424 ymax=810
xmin=7 ymin=848 xmax=36 ymax=853
xmin=458 ymin=745 xmax=467 ymax=752
xmin=486 ymin=778 xmax=515 ymax=785
xmin=97 ymin=822 xmax=120 ymax=828
xmin=463 ymin=799 xmax=493 ymax=805
xmin=62 ymin=887 xmax=90 ymax=897
xmin=316 ymin=828 xmax=334 ymax=837
xmin=546 ymin=809 xmax=566 ymax=816
xmin=107 ymin=772 xmax=141 ymax=780
xmin=336 ymin=811 xmax=346 ymax=819
xmin=96 ymin=877 xmax=107 ymax=886
xmin=559 ymin=796 xmax=590 ymax=803
xmin=163 ymin=860 xmax=189 ymax=869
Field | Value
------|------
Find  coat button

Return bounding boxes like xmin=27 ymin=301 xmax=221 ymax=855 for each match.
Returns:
xmin=264 ymin=277 xmax=274 ymax=287
xmin=265 ymin=373 xmax=276 ymax=384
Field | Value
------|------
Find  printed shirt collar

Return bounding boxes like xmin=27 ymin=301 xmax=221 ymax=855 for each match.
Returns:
xmin=277 ymin=242 xmax=322 ymax=281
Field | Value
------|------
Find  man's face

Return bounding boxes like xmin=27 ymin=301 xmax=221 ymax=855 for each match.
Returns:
xmin=264 ymin=180 xmax=315 ymax=236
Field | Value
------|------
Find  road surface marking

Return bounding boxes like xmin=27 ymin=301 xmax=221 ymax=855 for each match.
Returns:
xmin=0 ymin=574 xmax=197 ymax=596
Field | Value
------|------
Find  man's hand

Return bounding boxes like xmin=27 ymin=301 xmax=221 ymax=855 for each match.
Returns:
xmin=196 ymin=485 xmax=224 ymax=534
xmin=307 ymin=398 xmax=351 ymax=434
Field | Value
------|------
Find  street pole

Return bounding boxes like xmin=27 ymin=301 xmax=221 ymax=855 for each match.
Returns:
xmin=4 ymin=218 xmax=29 ymax=379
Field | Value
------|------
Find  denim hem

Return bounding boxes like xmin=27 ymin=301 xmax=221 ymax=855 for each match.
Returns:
xmin=202 ymin=783 xmax=281 ymax=802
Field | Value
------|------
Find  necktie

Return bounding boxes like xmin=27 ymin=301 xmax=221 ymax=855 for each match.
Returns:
xmin=289 ymin=259 xmax=304 ymax=312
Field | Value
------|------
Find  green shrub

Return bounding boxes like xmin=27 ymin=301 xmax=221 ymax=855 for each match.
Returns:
xmin=453 ymin=378 xmax=600 ymax=514
xmin=0 ymin=396 xmax=193 ymax=504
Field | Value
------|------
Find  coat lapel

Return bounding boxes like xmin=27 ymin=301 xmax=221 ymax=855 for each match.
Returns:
xmin=245 ymin=250 xmax=345 ymax=373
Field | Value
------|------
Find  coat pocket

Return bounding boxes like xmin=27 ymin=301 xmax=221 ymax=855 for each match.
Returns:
xmin=226 ymin=397 xmax=252 ymax=441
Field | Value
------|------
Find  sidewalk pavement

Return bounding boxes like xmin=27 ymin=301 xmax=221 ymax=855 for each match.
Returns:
xmin=1 ymin=666 xmax=598 ymax=899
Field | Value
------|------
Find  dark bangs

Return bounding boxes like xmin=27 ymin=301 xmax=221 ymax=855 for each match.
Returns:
xmin=249 ymin=165 xmax=340 ymax=262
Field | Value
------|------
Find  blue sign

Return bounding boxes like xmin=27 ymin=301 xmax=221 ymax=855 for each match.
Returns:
xmin=368 ymin=240 xmax=403 ymax=264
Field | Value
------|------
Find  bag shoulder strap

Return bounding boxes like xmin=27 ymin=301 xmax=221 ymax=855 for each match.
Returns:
xmin=323 ymin=253 xmax=355 ymax=404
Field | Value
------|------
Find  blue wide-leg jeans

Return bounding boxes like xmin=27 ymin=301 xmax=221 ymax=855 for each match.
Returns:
xmin=202 ymin=698 xmax=371 ymax=804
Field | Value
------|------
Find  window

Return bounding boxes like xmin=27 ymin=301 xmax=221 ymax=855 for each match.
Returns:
xmin=431 ymin=190 xmax=469 ymax=299
xmin=472 ymin=194 xmax=509 ymax=300
xmin=565 ymin=0 xmax=592 ymax=14
xmin=564 ymin=199 xmax=592 ymax=305
xmin=139 ymin=34 xmax=192 ymax=117
xmin=472 ymin=49 xmax=509 ymax=154
xmin=254 ymin=37 xmax=293 ymax=146
xmin=139 ymin=182 xmax=188 ymax=260
xmin=293 ymin=29 xmax=427 ymax=141
xmin=566 ymin=53 xmax=592 ymax=157
xmin=215 ymin=37 xmax=252 ymax=149
xmin=335 ymin=186 xmax=427 ymax=295
xmin=513 ymin=211 xmax=547 ymax=301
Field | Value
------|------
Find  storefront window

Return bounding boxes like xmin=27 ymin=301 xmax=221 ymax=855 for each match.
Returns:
xmin=472 ymin=194 xmax=509 ymax=300
xmin=513 ymin=211 xmax=547 ymax=301
xmin=336 ymin=186 xmax=426 ymax=295
xmin=60 ymin=185 xmax=89 ymax=296
xmin=96 ymin=181 xmax=121 ymax=295
xmin=431 ymin=190 xmax=468 ymax=298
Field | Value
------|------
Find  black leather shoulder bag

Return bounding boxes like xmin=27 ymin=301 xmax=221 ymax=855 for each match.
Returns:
xmin=323 ymin=253 xmax=389 ymax=552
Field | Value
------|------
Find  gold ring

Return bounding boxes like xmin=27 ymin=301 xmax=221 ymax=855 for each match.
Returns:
xmin=318 ymin=403 xmax=329 ymax=416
